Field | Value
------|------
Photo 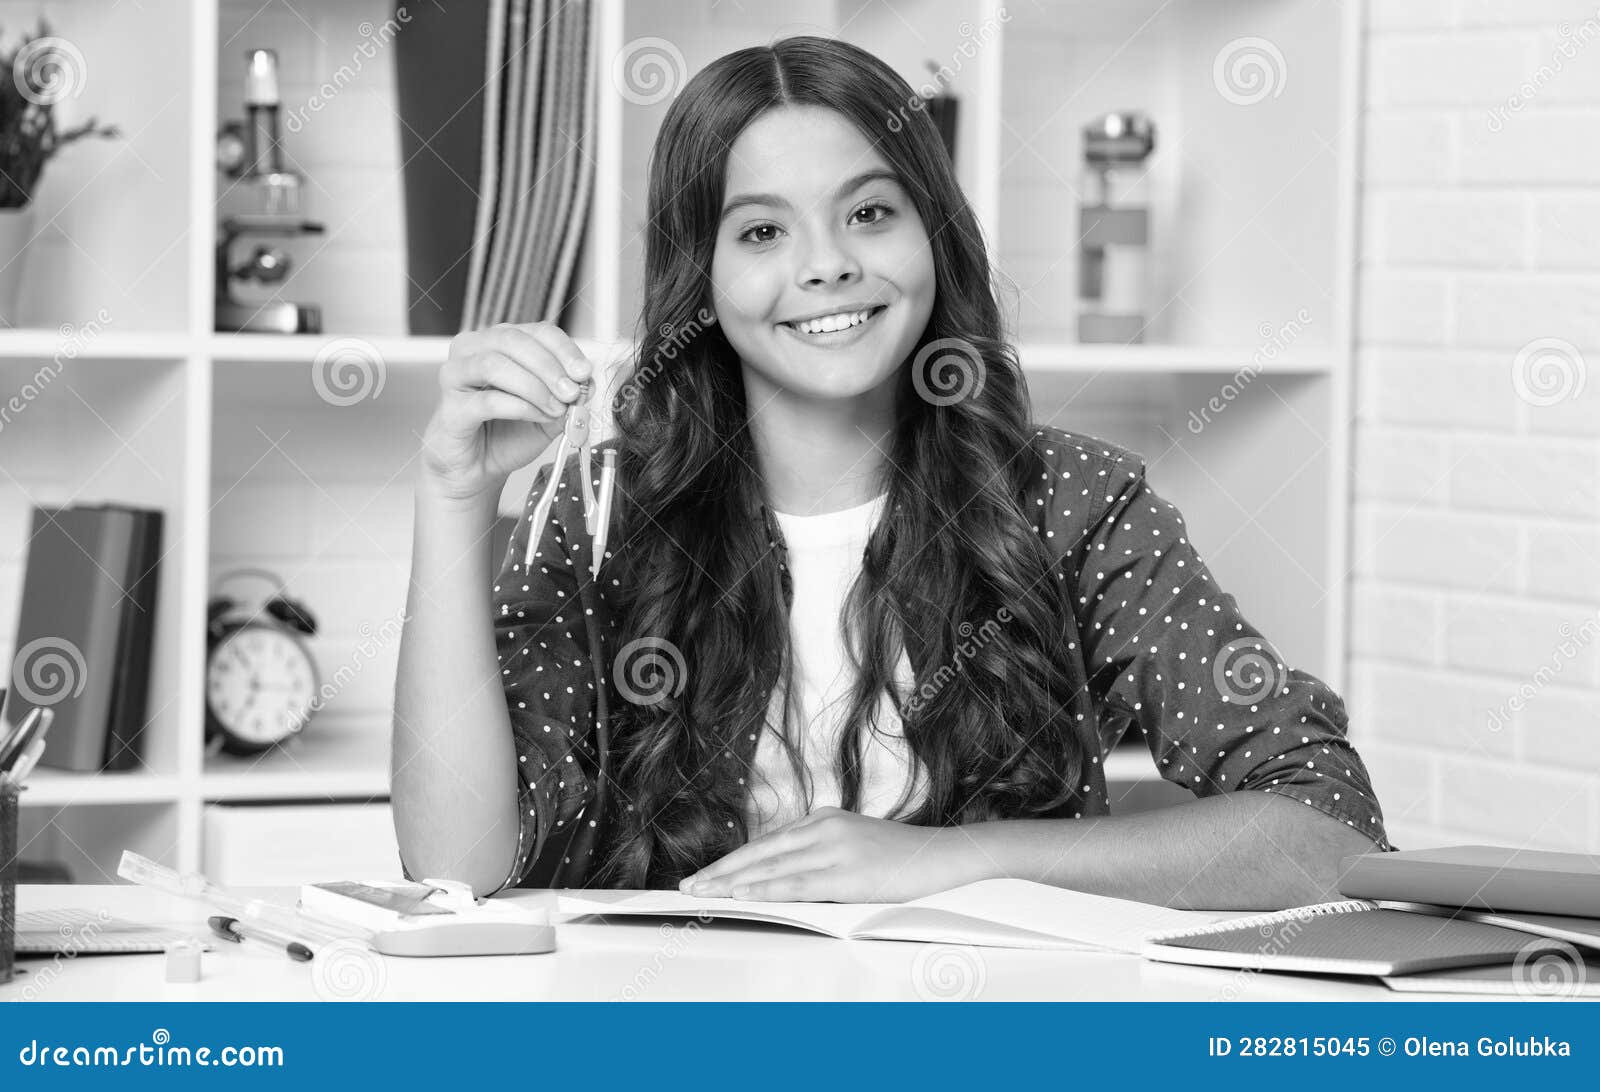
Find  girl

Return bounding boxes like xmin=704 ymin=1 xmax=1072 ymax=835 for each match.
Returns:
xmin=393 ymin=36 xmax=1392 ymax=911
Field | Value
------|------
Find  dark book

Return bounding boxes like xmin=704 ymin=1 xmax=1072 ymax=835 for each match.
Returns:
xmin=6 ymin=504 xmax=162 ymax=773
xmin=104 ymin=508 xmax=163 ymax=771
xmin=1340 ymin=844 xmax=1600 ymax=919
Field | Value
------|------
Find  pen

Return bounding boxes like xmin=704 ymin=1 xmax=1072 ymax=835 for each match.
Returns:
xmin=0 ymin=712 xmax=20 ymax=769
xmin=0 ymin=707 xmax=52 ymax=774
xmin=0 ymin=706 xmax=41 ymax=770
xmin=4 ymin=736 xmax=47 ymax=788
xmin=208 ymin=914 xmax=315 ymax=962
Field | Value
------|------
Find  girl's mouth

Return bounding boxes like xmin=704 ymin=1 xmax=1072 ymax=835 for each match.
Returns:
xmin=778 ymin=304 xmax=888 ymax=347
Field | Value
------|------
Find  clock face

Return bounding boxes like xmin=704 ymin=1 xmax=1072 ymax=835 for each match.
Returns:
xmin=207 ymin=626 xmax=318 ymax=744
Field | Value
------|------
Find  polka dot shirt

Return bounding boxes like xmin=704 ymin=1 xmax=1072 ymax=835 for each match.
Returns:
xmin=448 ymin=425 xmax=1393 ymax=896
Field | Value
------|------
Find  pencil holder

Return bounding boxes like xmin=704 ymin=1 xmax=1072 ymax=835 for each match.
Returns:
xmin=1 ymin=778 xmax=18 ymax=985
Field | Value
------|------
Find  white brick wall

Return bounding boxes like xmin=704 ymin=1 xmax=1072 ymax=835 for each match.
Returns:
xmin=1353 ymin=0 xmax=1600 ymax=852
xmin=206 ymin=383 xmax=435 ymax=739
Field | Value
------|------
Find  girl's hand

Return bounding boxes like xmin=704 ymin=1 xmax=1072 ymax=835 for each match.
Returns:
xmin=418 ymin=322 xmax=594 ymax=504
xmin=677 ymin=807 xmax=991 ymax=903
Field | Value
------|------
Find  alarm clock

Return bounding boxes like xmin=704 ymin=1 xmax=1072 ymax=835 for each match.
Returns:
xmin=205 ymin=567 xmax=320 ymax=756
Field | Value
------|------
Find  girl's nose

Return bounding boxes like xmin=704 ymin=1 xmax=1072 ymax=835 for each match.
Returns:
xmin=796 ymin=229 xmax=863 ymax=288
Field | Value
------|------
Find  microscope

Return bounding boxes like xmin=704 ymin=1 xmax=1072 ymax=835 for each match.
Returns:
xmin=215 ymin=49 xmax=324 ymax=334
xmin=1077 ymin=111 xmax=1156 ymax=344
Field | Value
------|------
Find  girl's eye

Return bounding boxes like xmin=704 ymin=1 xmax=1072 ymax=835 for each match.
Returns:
xmin=736 ymin=202 xmax=895 ymax=246
xmin=739 ymin=223 xmax=781 ymax=245
xmin=852 ymin=200 xmax=894 ymax=225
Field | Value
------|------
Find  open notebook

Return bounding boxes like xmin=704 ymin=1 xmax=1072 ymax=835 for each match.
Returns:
xmin=555 ymin=878 xmax=1238 ymax=952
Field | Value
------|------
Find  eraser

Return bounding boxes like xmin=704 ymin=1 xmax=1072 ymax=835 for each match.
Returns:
xmin=165 ymin=938 xmax=203 ymax=983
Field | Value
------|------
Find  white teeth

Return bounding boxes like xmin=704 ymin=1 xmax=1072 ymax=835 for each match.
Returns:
xmin=791 ymin=308 xmax=876 ymax=335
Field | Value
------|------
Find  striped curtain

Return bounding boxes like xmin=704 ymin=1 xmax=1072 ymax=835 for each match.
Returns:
xmin=462 ymin=0 xmax=597 ymax=330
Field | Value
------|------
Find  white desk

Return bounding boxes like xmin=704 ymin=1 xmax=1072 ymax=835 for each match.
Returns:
xmin=4 ymin=885 xmax=1464 ymax=1002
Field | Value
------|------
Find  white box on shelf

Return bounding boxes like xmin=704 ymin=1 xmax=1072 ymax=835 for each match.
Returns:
xmin=201 ymin=801 xmax=400 ymax=887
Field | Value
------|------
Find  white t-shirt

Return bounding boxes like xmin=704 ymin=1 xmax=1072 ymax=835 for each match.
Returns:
xmin=743 ymin=492 xmax=929 ymax=839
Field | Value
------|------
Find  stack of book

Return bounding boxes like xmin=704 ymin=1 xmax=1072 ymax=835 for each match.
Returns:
xmin=1147 ymin=844 xmax=1600 ymax=996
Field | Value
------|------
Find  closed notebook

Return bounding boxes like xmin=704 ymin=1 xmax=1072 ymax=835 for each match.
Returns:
xmin=14 ymin=908 xmax=211 ymax=956
xmin=552 ymin=877 xmax=1236 ymax=952
xmin=1142 ymin=899 xmax=1573 ymax=977
xmin=1339 ymin=844 xmax=1600 ymax=918
xmin=1380 ymin=952 xmax=1600 ymax=997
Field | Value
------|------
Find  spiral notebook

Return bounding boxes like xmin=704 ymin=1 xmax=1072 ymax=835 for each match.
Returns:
xmin=1142 ymin=899 xmax=1576 ymax=977
xmin=14 ymin=908 xmax=212 ymax=956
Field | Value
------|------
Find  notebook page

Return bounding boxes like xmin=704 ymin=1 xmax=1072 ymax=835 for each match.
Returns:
xmin=844 ymin=907 xmax=1101 ymax=951
xmin=553 ymin=889 xmax=888 ymax=939
xmin=866 ymin=878 xmax=1239 ymax=951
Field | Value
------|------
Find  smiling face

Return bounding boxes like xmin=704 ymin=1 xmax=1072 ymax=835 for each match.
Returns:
xmin=708 ymin=104 xmax=936 ymax=409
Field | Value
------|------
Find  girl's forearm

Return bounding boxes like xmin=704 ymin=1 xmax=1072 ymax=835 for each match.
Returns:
xmin=943 ymin=792 xmax=1382 ymax=911
xmin=390 ymin=479 xmax=522 ymax=898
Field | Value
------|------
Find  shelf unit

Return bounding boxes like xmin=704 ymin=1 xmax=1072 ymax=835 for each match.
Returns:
xmin=0 ymin=0 xmax=1363 ymax=883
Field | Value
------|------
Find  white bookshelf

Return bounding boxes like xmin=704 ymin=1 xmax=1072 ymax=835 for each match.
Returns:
xmin=0 ymin=0 xmax=1362 ymax=882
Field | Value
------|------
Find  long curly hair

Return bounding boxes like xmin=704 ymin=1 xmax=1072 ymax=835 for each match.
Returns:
xmin=591 ymin=35 xmax=1088 ymax=889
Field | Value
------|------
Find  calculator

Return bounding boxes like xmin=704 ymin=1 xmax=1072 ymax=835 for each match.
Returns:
xmin=313 ymin=881 xmax=456 ymax=917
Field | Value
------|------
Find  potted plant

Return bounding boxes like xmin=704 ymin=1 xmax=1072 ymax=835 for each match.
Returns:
xmin=0 ymin=19 xmax=119 ymax=322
